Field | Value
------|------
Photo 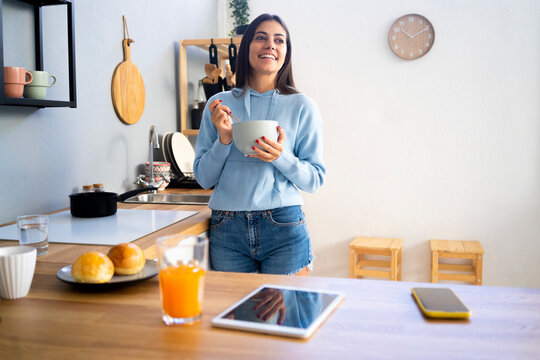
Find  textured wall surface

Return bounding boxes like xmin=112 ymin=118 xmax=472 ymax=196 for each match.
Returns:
xmin=1 ymin=0 xmax=539 ymax=287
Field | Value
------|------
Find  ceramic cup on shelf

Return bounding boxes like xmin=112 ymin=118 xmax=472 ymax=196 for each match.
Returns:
xmin=23 ymin=70 xmax=57 ymax=99
xmin=0 ymin=246 xmax=37 ymax=299
xmin=3 ymin=66 xmax=33 ymax=98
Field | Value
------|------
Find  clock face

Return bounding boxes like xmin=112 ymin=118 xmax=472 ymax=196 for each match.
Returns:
xmin=388 ymin=14 xmax=435 ymax=60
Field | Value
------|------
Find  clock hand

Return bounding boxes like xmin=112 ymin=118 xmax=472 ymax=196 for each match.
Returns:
xmin=411 ymin=27 xmax=429 ymax=38
xmin=400 ymin=28 xmax=413 ymax=39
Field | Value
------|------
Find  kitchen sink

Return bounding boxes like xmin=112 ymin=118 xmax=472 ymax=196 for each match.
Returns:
xmin=123 ymin=193 xmax=210 ymax=205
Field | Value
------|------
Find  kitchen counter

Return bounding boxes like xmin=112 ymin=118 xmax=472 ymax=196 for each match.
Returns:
xmin=0 ymin=188 xmax=212 ymax=263
xmin=1 ymin=189 xmax=540 ymax=359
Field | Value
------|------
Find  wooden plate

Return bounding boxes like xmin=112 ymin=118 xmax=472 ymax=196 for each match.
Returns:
xmin=111 ymin=39 xmax=145 ymax=125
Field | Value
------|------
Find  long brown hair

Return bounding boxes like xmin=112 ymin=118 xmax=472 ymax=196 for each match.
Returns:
xmin=235 ymin=14 xmax=298 ymax=95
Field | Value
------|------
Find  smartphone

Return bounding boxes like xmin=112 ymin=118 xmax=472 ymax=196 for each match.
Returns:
xmin=411 ymin=287 xmax=471 ymax=319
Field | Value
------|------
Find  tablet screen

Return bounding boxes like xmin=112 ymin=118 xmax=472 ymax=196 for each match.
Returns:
xmin=212 ymin=284 xmax=344 ymax=337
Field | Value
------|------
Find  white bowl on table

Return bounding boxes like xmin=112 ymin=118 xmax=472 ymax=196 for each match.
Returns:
xmin=232 ymin=120 xmax=279 ymax=156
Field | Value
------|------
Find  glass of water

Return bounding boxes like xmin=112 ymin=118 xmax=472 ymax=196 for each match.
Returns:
xmin=16 ymin=215 xmax=49 ymax=256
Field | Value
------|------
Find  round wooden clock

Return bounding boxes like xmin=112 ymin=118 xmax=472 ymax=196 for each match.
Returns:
xmin=388 ymin=14 xmax=435 ymax=60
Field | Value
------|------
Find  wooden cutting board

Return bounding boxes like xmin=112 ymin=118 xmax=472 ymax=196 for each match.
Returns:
xmin=111 ymin=39 xmax=145 ymax=125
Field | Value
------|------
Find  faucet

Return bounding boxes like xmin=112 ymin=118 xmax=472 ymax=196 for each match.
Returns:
xmin=149 ymin=125 xmax=159 ymax=184
xmin=135 ymin=125 xmax=167 ymax=191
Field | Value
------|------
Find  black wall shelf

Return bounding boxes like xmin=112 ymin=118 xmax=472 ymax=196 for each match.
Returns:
xmin=0 ymin=0 xmax=76 ymax=108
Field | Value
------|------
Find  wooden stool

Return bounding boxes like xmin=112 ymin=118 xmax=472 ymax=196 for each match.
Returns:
xmin=430 ymin=240 xmax=484 ymax=285
xmin=349 ymin=236 xmax=403 ymax=281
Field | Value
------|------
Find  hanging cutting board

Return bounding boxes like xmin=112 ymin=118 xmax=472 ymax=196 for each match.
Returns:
xmin=111 ymin=17 xmax=145 ymax=125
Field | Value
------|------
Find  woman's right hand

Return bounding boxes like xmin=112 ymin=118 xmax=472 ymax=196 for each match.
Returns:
xmin=210 ymin=99 xmax=233 ymax=145
xmin=250 ymin=288 xmax=286 ymax=325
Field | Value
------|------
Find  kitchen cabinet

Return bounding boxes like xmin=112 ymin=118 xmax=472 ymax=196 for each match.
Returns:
xmin=179 ymin=37 xmax=242 ymax=136
xmin=0 ymin=0 xmax=76 ymax=108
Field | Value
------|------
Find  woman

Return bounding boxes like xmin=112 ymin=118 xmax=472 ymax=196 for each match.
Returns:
xmin=193 ymin=13 xmax=325 ymax=275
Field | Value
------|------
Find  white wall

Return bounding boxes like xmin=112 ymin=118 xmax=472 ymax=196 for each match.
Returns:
xmin=0 ymin=0 xmax=215 ymax=222
xmin=1 ymin=0 xmax=539 ymax=287
xmin=247 ymin=0 xmax=540 ymax=287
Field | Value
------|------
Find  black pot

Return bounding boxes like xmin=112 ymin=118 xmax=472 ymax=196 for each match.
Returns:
xmin=69 ymin=187 xmax=156 ymax=218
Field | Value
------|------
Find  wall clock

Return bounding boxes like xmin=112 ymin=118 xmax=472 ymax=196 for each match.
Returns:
xmin=388 ymin=14 xmax=435 ymax=60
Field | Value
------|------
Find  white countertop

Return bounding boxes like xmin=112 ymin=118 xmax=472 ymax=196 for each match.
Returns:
xmin=0 ymin=209 xmax=198 ymax=246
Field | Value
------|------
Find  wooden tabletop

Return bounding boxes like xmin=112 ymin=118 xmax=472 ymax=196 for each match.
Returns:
xmin=1 ymin=191 xmax=540 ymax=359
xmin=349 ymin=236 xmax=403 ymax=251
xmin=431 ymin=239 xmax=485 ymax=254
xmin=2 ymin=265 xmax=540 ymax=359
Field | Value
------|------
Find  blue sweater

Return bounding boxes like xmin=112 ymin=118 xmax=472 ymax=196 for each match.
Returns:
xmin=193 ymin=87 xmax=325 ymax=211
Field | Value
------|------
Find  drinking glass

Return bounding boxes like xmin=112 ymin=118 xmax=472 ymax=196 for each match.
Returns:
xmin=16 ymin=215 xmax=49 ymax=256
xmin=156 ymin=234 xmax=208 ymax=325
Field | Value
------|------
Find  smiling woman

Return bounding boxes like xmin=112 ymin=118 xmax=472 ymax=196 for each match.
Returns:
xmin=193 ymin=14 xmax=326 ymax=276
xmin=235 ymin=14 xmax=297 ymax=95
xmin=247 ymin=21 xmax=287 ymax=89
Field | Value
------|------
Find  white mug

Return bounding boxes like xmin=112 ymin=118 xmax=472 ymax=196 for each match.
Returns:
xmin=0 ymin=246 xmax=37 ymax=299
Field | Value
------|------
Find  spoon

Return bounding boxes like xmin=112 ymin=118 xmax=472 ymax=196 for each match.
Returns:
xmin=229 ymin=112 xmax=241 ymax=123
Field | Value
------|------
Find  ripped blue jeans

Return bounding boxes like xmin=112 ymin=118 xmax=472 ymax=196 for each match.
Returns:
xmin=209 ymin=206 xmax=313 ymax=275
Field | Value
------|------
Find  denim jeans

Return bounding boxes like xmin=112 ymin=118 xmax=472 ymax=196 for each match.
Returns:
xmin=209 ymin=205 xmax=313 ymax=275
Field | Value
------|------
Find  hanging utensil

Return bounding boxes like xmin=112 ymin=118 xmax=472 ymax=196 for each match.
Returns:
xmin=209 ymin=39 xmax=218 ymax=67
xmin=228 ymin=38 xmax=237 ymax=74
xmin=111 ymin=16 xmax=145 ymax=125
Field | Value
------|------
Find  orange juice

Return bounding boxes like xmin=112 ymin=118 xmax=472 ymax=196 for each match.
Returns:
xmin=159 ymin=264 xmax=206 ymax=318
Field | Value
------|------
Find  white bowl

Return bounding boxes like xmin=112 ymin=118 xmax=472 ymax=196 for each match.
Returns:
xmin=232 ymin=120 xmax=279 ymax=155
xmin=0 ymin=246 xmax=37 ymax=299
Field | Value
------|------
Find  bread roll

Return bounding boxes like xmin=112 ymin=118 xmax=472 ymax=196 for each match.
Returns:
xmin=71 ymin=252 xmax=114 ymax=283
xmin=107 ymin=243 xmax=145 ymax=275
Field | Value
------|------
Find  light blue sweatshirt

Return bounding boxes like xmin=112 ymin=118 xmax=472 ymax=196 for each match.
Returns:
xmin=193 ymin=87 xmax=325 ymax=211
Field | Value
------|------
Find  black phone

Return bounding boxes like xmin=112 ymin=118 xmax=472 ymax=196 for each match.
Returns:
xmin=411 ymin=287 xmax=471 ymax=319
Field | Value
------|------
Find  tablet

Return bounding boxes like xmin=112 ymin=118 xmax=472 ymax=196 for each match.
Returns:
xmin=411 ymin=287 xmax=471 ymax=319
xmin=211 ymin=284 xmax=345 ymax=339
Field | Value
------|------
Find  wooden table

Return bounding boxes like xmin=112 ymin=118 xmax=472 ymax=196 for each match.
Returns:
xmin=1 ymin=266 xmax=540 ymax=359
xmin=1 ymin=194 xmax=540 ymax=359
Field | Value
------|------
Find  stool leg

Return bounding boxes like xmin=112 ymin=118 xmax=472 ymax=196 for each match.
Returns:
xmin=356 ymin=253 xmax=363 ymax=279
xmin=475 ymin=254 xmax=483 ymax=285
xmin=349 ymin=249 xmax=355 ymax=278
xmin=390 ymin=250 xmax=398 ymax=281
xmin=431 ymin=251 xmax=439 ymax=283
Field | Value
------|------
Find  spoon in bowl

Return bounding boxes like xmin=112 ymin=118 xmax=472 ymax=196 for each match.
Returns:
xmin=229 ymin=112 xmax=241 ymax=123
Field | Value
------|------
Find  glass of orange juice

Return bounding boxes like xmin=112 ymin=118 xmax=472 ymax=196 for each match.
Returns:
xmin=156 ymin=234 xmax=208 ymax=325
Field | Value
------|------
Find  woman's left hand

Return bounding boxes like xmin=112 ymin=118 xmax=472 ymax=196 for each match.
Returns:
xmin=247 ymin=125 xmax=285 ymax=162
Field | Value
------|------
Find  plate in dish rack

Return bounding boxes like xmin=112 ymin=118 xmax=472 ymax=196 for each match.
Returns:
xmin=170 ymin=132 xmax=195 ymax=174
xmin=161 ymin=131 xmax=174 ymax=163
xmin=56 ymin=259 xmax=158 ymax=288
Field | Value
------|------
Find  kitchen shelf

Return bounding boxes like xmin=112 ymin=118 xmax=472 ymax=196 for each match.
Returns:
xmin=179 ymin=37 xmax=242 ymax=136
xmin=0 ymin=0 xmax=76 ymax=108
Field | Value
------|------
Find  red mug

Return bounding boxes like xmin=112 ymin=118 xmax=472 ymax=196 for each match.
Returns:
xmin=4 ymin=66 xmax=33 ymax=98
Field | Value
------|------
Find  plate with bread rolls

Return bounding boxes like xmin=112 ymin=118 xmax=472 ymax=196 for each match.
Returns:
xmin=56 ymin=243 xmax=158 ymax=288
